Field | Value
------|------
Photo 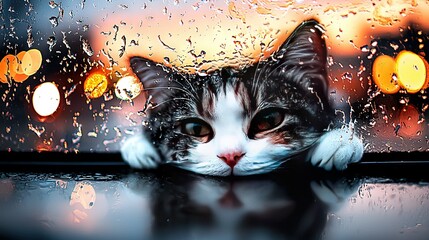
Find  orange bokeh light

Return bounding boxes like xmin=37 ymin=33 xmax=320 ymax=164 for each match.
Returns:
xmin=0 ymin=49 xmax=42 ymax=83
xmin=372 ymin=55 xmax=400 ymax=94
xmin=84 ymin=72 xmax=109 ymax=99
xmin=398 ymin=104 xmax=423 ymax=138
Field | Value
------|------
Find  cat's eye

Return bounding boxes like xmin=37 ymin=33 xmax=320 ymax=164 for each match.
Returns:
xmin=179 ymin=118 xmax=213 ymax=141
xmin=249 ymin=108 xmax=285 ymax=137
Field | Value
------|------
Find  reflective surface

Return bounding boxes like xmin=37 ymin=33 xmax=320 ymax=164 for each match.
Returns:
xmin=0 ymin=168 xmax=428 ymax=240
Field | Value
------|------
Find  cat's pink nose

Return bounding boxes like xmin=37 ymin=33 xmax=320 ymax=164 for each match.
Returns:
xmin=217 ymin=152 xmax=245 ymax=168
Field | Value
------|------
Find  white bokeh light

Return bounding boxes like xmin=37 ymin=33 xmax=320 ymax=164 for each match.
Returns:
xmin=32 ymin=82 xmax=60 ymax=117
xmin=115 ymin=75 xmax=143 ymax=101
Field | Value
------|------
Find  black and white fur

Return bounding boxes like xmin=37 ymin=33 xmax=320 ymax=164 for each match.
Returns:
xmin=121 ymin=20 xmax=363 ymax=176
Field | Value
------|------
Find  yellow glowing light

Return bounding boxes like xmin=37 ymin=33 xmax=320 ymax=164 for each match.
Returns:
xmin=21 ymin=49 xmax=43 ymax=76
xmin=32 ymin=82 xmax=61 ymax=117
xmin=115 ymin=75 xmax=143 ymax=101
xmin=372 ymin=55 xmax=400 ymax=94
xmin=84 ymin=72 xmax=108 ymax=99
xmin=396 ymin=51 xmax=427 ymax=94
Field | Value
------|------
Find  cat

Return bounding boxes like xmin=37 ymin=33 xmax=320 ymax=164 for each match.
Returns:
xmin=121 ymin=19 xmax=364 ymax=176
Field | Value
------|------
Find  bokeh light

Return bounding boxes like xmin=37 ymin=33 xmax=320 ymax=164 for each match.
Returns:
xmin=0 ymin=49 xmax=42 ymax=83
xmin=32 ymin=82 xmax=61 ymax=117
xmin=10 ymin=51 xmax=29 ymax=83
xmin=398 ymin=104 xmax=423 ymax=138
xmin=396 ymin=50 xmax=428 ymax=93
xmin=22 ymin=49 xmax=43 ymax=76
xmin=115 ymin=76 xmax=143 ymax=101
xmin=0 ymin=54 xmax=14 ymax=83
xmin=372 ymin=55 xmax=400 ymax=94
xmin=84 ymin=72 xmax=108 ymax=99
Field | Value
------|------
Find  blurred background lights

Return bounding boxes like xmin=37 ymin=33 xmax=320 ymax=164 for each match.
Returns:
xmin=372 ymin=55 xmax=400 ymax=94
xmin=0 ymin=55 xmax=15 ymax=83
xmin=22 ymin=49 xmax=43 ymax=76
xmin=32 ymin=82 xmax=60 ymax=117
xmin=395 ymin=51 xmax=429 ymax=93
xmin=0 ymin=49 xmax=42 ymax=84
xmin=114 ymin=76 xmax=143 ymax=101
xmin=372 ymin=51 xmax=429 ymax=94
xmin=84 ymin=72 xmax=108 ymax=99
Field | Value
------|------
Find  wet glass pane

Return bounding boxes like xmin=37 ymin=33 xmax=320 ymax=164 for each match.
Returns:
xmin=0 ymin=0 xmax=427 ymax=155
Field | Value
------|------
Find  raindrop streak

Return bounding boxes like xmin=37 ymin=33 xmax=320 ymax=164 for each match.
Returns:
xmin=47 ymin=36 xmax=57 ymax=51
xmin=119 ymin=4 xmax=128 ymax=9
xmin=119 ymin=35 xmax=126 ymax=58
xmin=27 ymin=25 xmax=34 ymax=48
xmin=82 ymin=39 xmax=94 ymax=56
xmin=113 ymin=25 xmax=119 ymax=41
xmin=158 ymin=35 xmax=175 ymax=51
xmin=62 ymin=31 xmax=71 ymax=49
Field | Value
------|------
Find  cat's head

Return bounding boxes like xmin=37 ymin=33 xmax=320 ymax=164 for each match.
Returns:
xmin=130 ymin=20 xmax=332 ymax=176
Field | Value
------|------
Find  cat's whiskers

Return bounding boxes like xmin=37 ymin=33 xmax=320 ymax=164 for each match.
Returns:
xmin=151 ymin=97 xmax=194 ymax=109
xmin=172 ymin=79 xmax=199 ymax=101
xmin=251 ymin=55 xmax=265 ymax=97
xmin=181 ymin=75 xmax=198 ymax=98
xmin=142 ymin=86 xmax=198 ymax=102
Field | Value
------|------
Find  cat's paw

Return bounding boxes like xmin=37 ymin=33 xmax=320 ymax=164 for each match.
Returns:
xmin=121 ymin=135 xmax=161 ymax=169
xmin=309 ymin=128 xmax=363 ymax=171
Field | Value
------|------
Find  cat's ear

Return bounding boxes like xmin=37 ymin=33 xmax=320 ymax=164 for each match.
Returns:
xmin=273 ymin=19 xmax=327 ymax=68
xmin=262 ymin=19 xmax=329 ymax=104
xmin=129 ymin=56 xmax=173 ymax=105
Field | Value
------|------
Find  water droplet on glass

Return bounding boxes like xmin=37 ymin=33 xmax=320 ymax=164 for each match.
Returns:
xmin=113 ymin=25 xmax=119 ymax=41
xmin=49 ymin=1 xmax=58 ymax=9
xmin=327 ymin=55 xmax=334 ymax=66
xmin=82 ymin=39 xmax=94 ymax=56
xmin=129 ymin=39 xmax=138 ymax=46
xmin=28 ymin=124 xmax=45 ymax=137
xmin=163 ymin=57 xmax=170 ymax=64
xmin=100 ymin=31 xmax=111 ymax=36
xmin=192 ymin=3 xmax=200 ymax=11
xmin=49 ymin=16 xmax=58 ymax=27
xmin=27 ymin=32 xmax=34 ymax=48
xmin=360 ymin=45 xmax=369 ymax=52
xmin=342 ymin=72 xmax=353 ymax=81
xmin=47 ymin=36 xmax=57 ymax=51
xmin=118 ymin=35 xmax=126 ymax=58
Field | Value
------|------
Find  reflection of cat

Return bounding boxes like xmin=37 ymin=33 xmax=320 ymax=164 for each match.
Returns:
xmin=121 ymin=20 xmax=364 ymax=176
xmin=136 ymin=170 xmax=361 ymax=240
